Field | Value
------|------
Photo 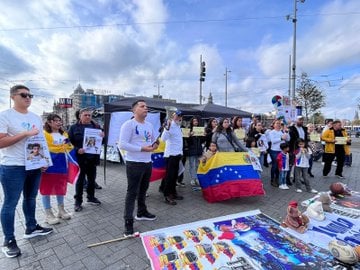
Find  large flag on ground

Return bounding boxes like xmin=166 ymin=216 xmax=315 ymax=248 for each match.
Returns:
xmin=197 ymin=152 xmax=265 ymax=203
xmin=141 ymin=209 xmax=345 ymax=270
xmin=40 ymin=149 xmax=80 ymax=195
xmin=150 ymin=140 xmax=166 ymax=182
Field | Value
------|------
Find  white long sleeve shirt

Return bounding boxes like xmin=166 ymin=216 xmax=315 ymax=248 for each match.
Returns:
xmin=161 ymin=120 xmax=183 ymax=157
xmin=119 ymin=119 xmax=156 ymax=162
xmin=269 ymin=129 xmax=290 ymax=151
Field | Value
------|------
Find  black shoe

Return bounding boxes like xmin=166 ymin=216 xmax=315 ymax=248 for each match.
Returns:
xmin=308 ymin=172 xmax=314 ymax=178
xmin=286 ymin=181 xmax=292 ymax=186
xmin=270 ymin=180 xmax=279 ymax=187
xmin=74 ymin=204 xmax=83 ymax=212
xmin=164 ymin=196 xmax=177 ymax=205
xmin=335 ymin=174 xmax=345 ymax=179
xmin=172 ymin=194 xmax=184 ymax=200
xmin=87 ymin=197 xmax=101 ymax=205
xmin=135 ymin=212 xmax=157 ymax=221
xmin=24 ymin=224 xmax=53 ymax=239
xmin=158 ymin=186 xmax=164 ymax=193
xmin=124 ymin=219 xmax=134 ymax=237
xmin=95 ymin=183 xmax=102 ymax=190
xmin=2 ymin=239 xmax=21 ymax=258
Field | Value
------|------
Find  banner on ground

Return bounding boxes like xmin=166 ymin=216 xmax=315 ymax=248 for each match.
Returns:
xmin=141 ymin=209 xmax=344 ymax=270
xmin=302 ymin=191 xmax=360 ymax=219
xmin=197 ymin=152 xmax=264 ymax=202
xmin=283 ymin=211 xmax=360 ymax=249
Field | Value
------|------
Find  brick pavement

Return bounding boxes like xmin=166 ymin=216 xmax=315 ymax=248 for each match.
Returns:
xmin=1 ymin=140 xmax=359 ymax=269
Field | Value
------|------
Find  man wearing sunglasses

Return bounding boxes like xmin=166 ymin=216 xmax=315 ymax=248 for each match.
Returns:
xmin=0 ymin=85 xmax=53 ymax=258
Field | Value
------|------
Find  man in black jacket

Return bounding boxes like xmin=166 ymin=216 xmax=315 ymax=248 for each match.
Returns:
xmin=68 ymin=108 xmax=104 ymax=212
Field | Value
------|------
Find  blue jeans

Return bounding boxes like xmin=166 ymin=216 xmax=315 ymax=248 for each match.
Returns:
xmin=188 ymin=155 xmax=200 ymax=180
xmin=42 ymin=195 xmax=65 ymax=209
xmin=269 ymin=150 xmax=280 ymax=181
xmin=0 ymin=165 xmax=41 ymax=242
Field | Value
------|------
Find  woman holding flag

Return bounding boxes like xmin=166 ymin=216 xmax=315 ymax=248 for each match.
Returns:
xmin=40 ymin=114 xmax=76 ymax=224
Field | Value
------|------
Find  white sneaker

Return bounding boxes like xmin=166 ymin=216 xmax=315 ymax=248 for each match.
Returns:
xmin=283 ymin=185 xmax=289 ymax=190
xmin=309 ymin=189 xmax=318 ymax=194
xmin=295 ymin=189 xmax=302 ymax=193
xmin=279 ymin=185 xmax=285 ymax=190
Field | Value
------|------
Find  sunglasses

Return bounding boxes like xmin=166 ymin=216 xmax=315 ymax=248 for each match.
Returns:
xmin=17 ymin=93 xmax=34 ymax=99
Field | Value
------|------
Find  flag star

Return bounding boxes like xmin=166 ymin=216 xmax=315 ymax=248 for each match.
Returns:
xmin=229 ymin=168 xmax=233 ymax=171
xmin=215 ymin=179 xmax=219 ymax=183
xmin=224 ymin=167 xmax=227 ymax=171
xmin=217 ymin=174 xmax=220 ymax=178
xmin=220 ymin=170 xmax=223 ymax=173
xmin=238 ymin=175 xmax=242 ymax=178
xmin=234 ymin=171 xmax=238 ymax=174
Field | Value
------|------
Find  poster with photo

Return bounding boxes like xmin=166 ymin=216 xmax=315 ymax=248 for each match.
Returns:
xmin=25 ymin=135 xmax=52 ymax=170
xmin=83 ymin=128 xmax=102 ymax=154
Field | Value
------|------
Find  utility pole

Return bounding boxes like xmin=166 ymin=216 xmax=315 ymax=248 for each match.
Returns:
xmin=154 ymin=83 xmax=163 ymax=98
xmin=199 ymin=55 xmax=206 ymax=104
xmin=290 ymin=0 xmax=305 ymax=101
xmin=224 ymin=67 xmax=231 ymax=107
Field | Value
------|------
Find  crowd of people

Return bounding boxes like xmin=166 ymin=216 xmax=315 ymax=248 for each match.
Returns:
xmin=0 ymin=85 xmax=352 ymax=258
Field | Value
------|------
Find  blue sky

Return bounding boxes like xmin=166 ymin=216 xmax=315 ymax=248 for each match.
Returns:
xmin=0 ymin=0 xmax=359 ymax=120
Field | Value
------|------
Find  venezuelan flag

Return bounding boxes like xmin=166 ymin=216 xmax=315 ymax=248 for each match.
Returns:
xmin=40 ymin=132 xmax=80 ymax=196
xmin=197 ymin=152 xmax=265 ymax=202
xmin=150 ymin=139 xmax=166 ymax=182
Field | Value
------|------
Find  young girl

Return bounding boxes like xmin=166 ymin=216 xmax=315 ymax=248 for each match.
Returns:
xmin=276 ymin=142 xmax=290 ymax=190
xmin=294 ymin=138 xmax=318 ymax=194
xmin=200 ymin=142 xmax=217 ymax=165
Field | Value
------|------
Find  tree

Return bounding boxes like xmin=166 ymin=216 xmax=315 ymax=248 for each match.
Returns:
xmin=295 ymin=72 xmax=326 ymax=122
xmin=310 ymin=112 xmax=325 ymax=125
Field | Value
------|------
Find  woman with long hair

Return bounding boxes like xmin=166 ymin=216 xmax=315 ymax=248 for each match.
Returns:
xmin=187 ymin=116 xmax=205 ymax=186
xmin=211 ymin=118 xmax=247 ymax=152
xmin=40 ymin=114 xmax=73 ymax=224
xmin=204 ymin=118 xmax=218 ymax=150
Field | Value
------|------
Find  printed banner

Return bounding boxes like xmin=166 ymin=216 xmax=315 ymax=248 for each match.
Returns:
xmin=302 ymin=191 xmax=360 ymax=219
xmin=197 ymin=152 xmax=264 ymax=202
xmin=141 ymin=210 xmax=345 ymax=270
xmin=283 ymin=212 xmax=360 ymax=249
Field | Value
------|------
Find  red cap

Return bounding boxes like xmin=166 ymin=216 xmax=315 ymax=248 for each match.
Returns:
xmin=289 ymin=201 xmax=298 ymax=208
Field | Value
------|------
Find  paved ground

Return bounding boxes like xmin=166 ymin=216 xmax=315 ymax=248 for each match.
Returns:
xmin=1 ymin=139 xmax=359 ymax=269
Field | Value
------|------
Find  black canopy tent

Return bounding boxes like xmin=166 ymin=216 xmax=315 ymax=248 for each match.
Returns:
xmin=192 ymin=103 xmax=253 ymax=119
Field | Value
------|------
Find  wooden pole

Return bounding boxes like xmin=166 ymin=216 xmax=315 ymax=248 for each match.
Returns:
xmin=87 ymin=232 xmax=140 ymax=248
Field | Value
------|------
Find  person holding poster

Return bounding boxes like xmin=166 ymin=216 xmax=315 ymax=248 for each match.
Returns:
xmin=0 ymin=85 xmax=53 ymax=258
xmin=322 ymin=120 xmax=350 ymax=178
xmin=187 ymin=116 xmax=204 ymax=187
xmin=40 ymin=114 xmax=74 ymax=225
xmin=119 ymin=100 xmax=159 ymax=236
xmin=68 ymin=108 xmax=104 ymax=212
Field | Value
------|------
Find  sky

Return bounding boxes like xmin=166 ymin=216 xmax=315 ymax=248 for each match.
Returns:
xmin=0 ymin=0 xmax=359 ymax=120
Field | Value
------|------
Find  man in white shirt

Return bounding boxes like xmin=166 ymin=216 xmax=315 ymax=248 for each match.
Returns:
xmin=119 ymin=100 xmax=159 ymax=237
xmin=161 ymin=110 xmax=184 ymax=205
xmin=0 ymin=85 xmax=53 ymax=258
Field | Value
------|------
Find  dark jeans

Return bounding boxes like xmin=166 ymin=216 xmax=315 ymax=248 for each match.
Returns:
xmin=163 ymin=155 xmax=182 ymax=196
xmin=75 ymin=159 xmax=97 ymax=204
xmin=269 ymin=150 xmax=280 ymax=181
xmin=323 ymin=150 xmax=345 ymax=176
xmin=124 ymin=161 xmax=152 ymax=220
xmin=0 ymin=166 xmax=41 ymax=242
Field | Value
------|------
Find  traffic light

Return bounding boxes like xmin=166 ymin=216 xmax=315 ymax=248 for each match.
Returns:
xmin=200 ymin=61 xmax=206 ymax=82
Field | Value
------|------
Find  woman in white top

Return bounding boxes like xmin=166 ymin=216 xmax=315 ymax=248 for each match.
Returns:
xmin=268 ymin=120 xmax=290 ymax=187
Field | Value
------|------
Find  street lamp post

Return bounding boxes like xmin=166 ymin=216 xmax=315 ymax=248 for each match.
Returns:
xmin=290 ymin=0 xmax=305 ymax=101
xmin=224 ymin=67 xmax=231 ymax=107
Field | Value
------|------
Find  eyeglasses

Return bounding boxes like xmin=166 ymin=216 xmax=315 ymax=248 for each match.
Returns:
xmin=16 ymin=93 xmax=34 ymax=99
